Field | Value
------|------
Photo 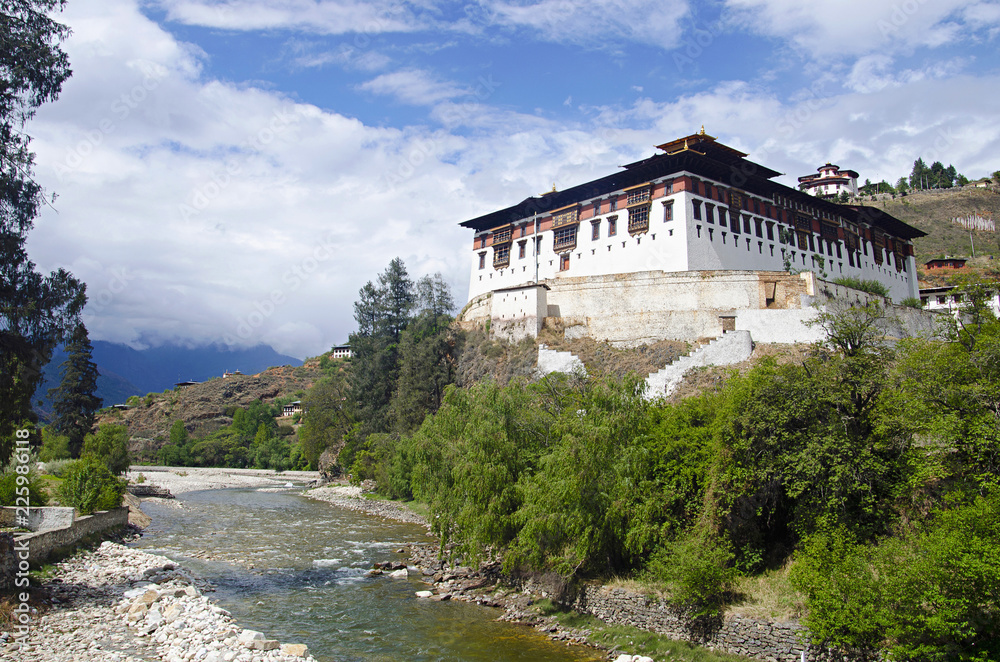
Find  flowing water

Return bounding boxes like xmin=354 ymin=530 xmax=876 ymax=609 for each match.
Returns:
xmin=135 ymin=486 xmax=603 ymax=662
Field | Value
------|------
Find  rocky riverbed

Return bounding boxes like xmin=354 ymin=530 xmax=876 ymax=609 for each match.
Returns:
xmin=3 ymin=529 xmax=315 ymax=662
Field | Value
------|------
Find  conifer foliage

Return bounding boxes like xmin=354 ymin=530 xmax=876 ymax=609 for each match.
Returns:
xmin=49 ymin=322 xmax=102 ymax=456
xmin=0 ymin=0 xmax=86 ymax=460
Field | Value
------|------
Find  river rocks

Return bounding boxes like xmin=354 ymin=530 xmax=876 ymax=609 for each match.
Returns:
xmin=280 ymin=643 xmax=309 ymax=657
xmin=388 ymin=568 xmax=408 ymax=579
xmin=415 ymin=591 xmax=434 ymax=598
xmin=2 ymin=539 xmax=316 ymax=662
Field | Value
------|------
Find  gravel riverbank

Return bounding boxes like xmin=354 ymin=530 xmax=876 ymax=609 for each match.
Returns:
xmin=304 ymin=484 xmax=429 ymax=525
xmin=127 ymin=467 xmax=321 ymax=495
xmin=3 ymin=529 xmax=316 ymax=662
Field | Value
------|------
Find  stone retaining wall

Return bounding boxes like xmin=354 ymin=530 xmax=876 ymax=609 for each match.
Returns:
xmin=560 ymin=584 xmax=854 ymax=662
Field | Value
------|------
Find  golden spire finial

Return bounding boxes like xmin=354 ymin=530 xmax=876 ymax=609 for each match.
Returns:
xmin=699 ymin=125 xmax=706 ymax=135
xmin=551 ymin=183 xmax=557 ymax=193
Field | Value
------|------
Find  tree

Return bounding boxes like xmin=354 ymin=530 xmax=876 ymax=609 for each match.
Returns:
xmin=48 ymin=322 xmax=101 ymax=456
xmin=349 ymin=258 xmax=415 ymax=436
xmin=298 ymin=365 xmax=353 ymax=469
xmin=910 ymin=158 xmax=929 ymax=189
xmin=82 ymin=423 xmax=130 ymax=476
xmin=0 ymin=0 xmax=86 ymax=461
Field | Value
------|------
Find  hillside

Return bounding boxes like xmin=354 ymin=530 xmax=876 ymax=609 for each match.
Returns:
xmin=855 ymin=187 xmax=1000 ymax=265
xmin=97 ymin=359 xmax=324 ymax=462
xmin=34 ymin=341 xmax=303 ymax=422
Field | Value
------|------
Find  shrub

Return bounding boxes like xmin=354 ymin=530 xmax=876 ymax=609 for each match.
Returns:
xmin=57 ymin=457 xmax=126 ymax=514
xmin=645 ymin=529 xmax=736 ymax=618
xmin=0 ymin=452 xmax=49 ymax=507
xmin=40 ymin=458 xmax=76 ymax=478
xmin=39 ymin=428 xmax=71 ymax=462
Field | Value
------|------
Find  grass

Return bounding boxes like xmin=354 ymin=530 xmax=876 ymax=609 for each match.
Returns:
xmin=532 ymin=599 xmax=754 ymax=662
xmin=728 ymin=562 xmax=806 ymax=621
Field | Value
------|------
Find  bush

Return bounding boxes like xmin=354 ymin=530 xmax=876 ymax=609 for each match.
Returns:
xmin=792 ymin=493 xmax=1000 ymax=661
xmin=899 ymin=296 xmax=923 ymax=309
xmin=57 ymin=457 xmax=126 ymax=514
xmin=0 ymin=452 xmax=49 ymax=507
xmin=39 ymin=428 xmax=71 ymax=462
xmin=40 ymin=458 xmax=76 ymax=477
xmin=645 ymin=530 xmax=736 ymax=618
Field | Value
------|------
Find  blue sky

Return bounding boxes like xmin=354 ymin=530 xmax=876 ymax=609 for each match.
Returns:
xmin=26 ymin=0 xmax=1000 ymax=359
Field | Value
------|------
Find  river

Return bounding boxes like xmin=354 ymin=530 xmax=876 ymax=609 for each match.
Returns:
xmin=135 ymin=485 xmax=604 ymax=661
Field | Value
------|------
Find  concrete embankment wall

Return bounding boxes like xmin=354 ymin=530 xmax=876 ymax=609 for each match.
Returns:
xmin=0 ymin=506 xmax=129 ymax=581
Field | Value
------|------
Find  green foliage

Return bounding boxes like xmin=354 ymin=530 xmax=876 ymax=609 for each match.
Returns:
xmin=0 ymin=0 xmax=85 ymax=464
xmin=831 ymin=277 xmax=890 ymax=298
xmin=0 ymin=452 xmax=48 ymax=506
xmin=298 ymin=367 xmax=353 ymax=470
xmin=645 ymin=529 xmax=736 ymax=618
xmin=82 ymin=424 xmax=131 ymax=476
xmin=251 ymin=423 xmax=289 ymax=470
xmin=792 ymin=494 xmax=1000 ymax=661
xmin=57 ymin=456 xmax=125 ymax=515
xmin=899 ymin=296 xmax=923 ymax=309
xmin=47 ymin=323 xmax=101 ymax=456
xmin=39 ymin=427 xmax=71 ymax=462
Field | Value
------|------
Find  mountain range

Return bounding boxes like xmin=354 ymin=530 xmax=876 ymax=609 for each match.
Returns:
xmin=35 ymin=341 xmax=302 ymax=419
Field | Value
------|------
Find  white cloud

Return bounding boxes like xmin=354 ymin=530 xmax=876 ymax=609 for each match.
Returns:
xmin=479 ymin=0 xmax=692 ymax=49
xmin=155 ymin=0 xmax=424 ymax=34
xmin=357 ymin=69 xmax=467 ymax=105
xmin=24 ymin=0 xmax=1000 ymax=361
xmin=723 ymin=0 xmax=985 ymax=58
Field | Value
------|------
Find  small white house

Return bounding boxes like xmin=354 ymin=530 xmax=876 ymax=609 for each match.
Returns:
xmin=798 ymin=163 xmax=859 ymax=198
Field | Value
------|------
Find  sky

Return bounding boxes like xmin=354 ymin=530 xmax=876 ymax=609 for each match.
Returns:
xmin=25 ymin=0 xmax=1000 ymax=359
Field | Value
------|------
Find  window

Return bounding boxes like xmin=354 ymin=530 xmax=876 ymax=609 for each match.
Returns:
xmin=705 ymin=203 xmax=715 ymax=224
xmin=591 ymin=221 xmax=600 ymax=240
xmin=478 ymin=253 xmax=485 ymax=270
xmin=628 ymin=205 xmax=650 ymax=234
xmin=493 ymin=226 xmax=512 ymax=244
xmin=663 ymin=200 xmax=674 ymax=221
xmin=560 ymin=254 xmax=570 ymax=271
xmin=518 ymin=241 xmax=526 ymax=259
xmin=608 ymin=215 xmax=617 ymax=236
xmin=754 ymin=218 xmax=763 ymax=238
xmin=692 ymin=201 xmax=702 ymax=220
xmin=554 ymin=225 xmax=577 ymax=251
xmin=519 ymin=224 xmax=526 ymax=237
xmin=627 ymin=186 xmax=650 ymax=206
xmin=610 ymin=196 xmax=618 ymax=211
xmin=593 ymin=199 xmax=602 ymax=215
xmin=493 ymin=244 xmax=510 ymax=268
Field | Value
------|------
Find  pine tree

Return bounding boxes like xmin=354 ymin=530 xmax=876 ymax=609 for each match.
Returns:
xmin=0 ymin=1 xmax=86 ymax=462
xmin=349 ymin=258 xmax=415 ymax=435
xmin=48 ymin=323 xmax=102 ymax=457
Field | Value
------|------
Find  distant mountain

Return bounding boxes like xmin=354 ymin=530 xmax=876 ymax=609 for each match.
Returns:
xmin=34 ymin=341 xmax=302 ymax=419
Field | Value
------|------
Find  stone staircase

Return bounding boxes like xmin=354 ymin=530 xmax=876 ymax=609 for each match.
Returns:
xmin=644 ymin=330 xmax=753 ymax=400
xmin=536 ymin=344 xmax=587 ymax=377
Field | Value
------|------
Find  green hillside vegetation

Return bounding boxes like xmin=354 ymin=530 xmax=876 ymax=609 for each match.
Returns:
xmin=294 ymin=260 xmax=1000 ymax=662
xmin=857 ymin=187 xmax=1000 ymax=266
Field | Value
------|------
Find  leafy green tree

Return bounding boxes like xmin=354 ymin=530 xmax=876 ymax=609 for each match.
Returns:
xmin=48 ymin=322 xmax=102 ymax=456
xmin=911 ymin=157 xmax=929 ymax=189
xmin=0 ymin=0 xmax=86 ymax=463
xmin=158 ymin=419 xmax=192 ymax=466
xmin=251 ymin=422 xmax=289 ymax=470
xmin=298 ymin=365 xmax=353 ymax=469
xmin=82 ymin=423 xmax=131 ymax=475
